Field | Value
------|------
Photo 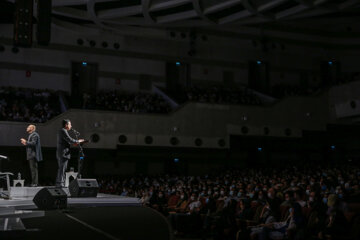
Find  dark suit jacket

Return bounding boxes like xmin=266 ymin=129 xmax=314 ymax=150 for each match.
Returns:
xmin=56 ymin=128 xmax=79 ymax=160
xmin=26 ymin=132 xmax=43 ymax=162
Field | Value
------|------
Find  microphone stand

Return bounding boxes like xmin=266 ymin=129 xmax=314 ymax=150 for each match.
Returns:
xmin=72 ymin=129 xmax=84 ymax=179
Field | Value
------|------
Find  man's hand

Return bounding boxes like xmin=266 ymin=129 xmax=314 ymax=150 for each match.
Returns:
xmin=20 ymin=138 xmax=27 ymax=145
xmin=78 ymin=139 xmax=85 ymax=143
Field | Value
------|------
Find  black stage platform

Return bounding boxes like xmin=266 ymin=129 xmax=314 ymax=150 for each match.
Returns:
xmin=0 ymin=187 xmax=173 ymax=240
xmin=1 ymin=206 xmax=173 ymax=240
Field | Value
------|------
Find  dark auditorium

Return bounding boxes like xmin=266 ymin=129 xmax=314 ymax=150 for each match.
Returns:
xmin=1 ymin=1 xmax=360 ymax=240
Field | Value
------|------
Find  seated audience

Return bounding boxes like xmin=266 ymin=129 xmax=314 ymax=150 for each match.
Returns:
xmin=0 ymin=86 xmax=60 ymax=123
xmin=97 ymin=163 xmax=360 ymax=239
xmin=184 ymin=85 xmax=262 ymax=105
xmin=81 ymin=90 xmax=171 ymax=113
xmin=271 ymin=84 xmax=315 ymax=98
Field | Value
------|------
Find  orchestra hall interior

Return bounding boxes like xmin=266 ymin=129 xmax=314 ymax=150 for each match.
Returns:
xmin=0 ymin=0 xmax=360 ymax=239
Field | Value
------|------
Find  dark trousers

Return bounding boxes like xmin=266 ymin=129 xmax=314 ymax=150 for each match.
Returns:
xmin=56 ymin=157 xmax=68 ymax=187
xmin=28 ymin=158 xmax=38 ymax=185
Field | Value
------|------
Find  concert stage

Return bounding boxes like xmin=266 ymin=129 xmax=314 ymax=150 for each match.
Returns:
xmin=1 ymin=186 xmax=141 ymax=209
xmin=0 ymin=187 xmax=173 ymax=240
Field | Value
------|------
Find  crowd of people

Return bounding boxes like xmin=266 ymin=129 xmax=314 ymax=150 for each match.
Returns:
xmin=98 ymin=164 xmax=360 ymax=240
xmin=0 ymin=87 xmax=61 ymax=123
xmin=81 ymin=90 xmax=172 ymax=114
xmin=184 ymin=86 xmax=262 ymax=106
xmin=271 ymin=84 xmax=315 ymax=99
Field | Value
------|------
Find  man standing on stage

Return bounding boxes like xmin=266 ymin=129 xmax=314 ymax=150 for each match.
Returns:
xmin=56 ymin=119 xmax=84 ymax=187
xmin=20 ymin=124 xmax=43 ymax=187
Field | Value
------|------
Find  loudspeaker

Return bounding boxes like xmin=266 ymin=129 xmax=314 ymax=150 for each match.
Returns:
xmin=33 ymin=187 xmax=67 ymax=210
xmin=69 ymin=179 xmax=99 ymax=198
xmin=37 ymin=0 xmax=52 ymax=45
xmin=14 ymin=0 xmax=33 ymax=47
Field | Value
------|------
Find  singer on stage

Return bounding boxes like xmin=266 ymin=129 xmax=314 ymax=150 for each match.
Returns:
xmin=56 ymin=119 xmax=84 ymax=187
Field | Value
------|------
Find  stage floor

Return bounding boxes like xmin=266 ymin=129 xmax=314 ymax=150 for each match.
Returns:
xmin=0 ymin=186 xmax=141 ymax=209
xmin=1 ymin=206 xmax=172 ymax=240
xmin=0 ymin=187 xmax=173 ymax=240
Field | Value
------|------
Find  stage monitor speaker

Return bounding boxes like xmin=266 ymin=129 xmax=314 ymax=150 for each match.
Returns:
xmin=69 ymin=179 xmax=99 ymax=198
xmin=33 ymin=187 xmax=67 ymax=210
xmin=14 ymin=0 xmax=33 ymax=47
xmin=37 ymin=0 xmax=52 ymax=45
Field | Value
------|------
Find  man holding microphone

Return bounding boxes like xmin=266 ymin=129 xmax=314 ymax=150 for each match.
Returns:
xmin=56 ymin=119 xmax=84 ymax=187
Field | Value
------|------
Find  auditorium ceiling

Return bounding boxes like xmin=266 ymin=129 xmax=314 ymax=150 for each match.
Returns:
xmin=1 ymin=0 xmax=360 ymax=38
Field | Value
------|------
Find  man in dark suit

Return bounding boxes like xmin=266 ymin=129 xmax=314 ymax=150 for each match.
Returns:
xmin=56 ymin=119 xmax=84 ymax=187
xmin=20 ymin=124 xmax=43 ymax=187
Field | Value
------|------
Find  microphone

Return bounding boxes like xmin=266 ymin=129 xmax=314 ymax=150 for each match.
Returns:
xmin=72 ymin=129 xmax=80 ymax=136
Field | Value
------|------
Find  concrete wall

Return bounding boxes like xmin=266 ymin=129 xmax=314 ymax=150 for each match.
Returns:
xmin=2 ymin=23 xmax=359 ymax=94
xmin=0 ymin=90 xmax=329 ymax=149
